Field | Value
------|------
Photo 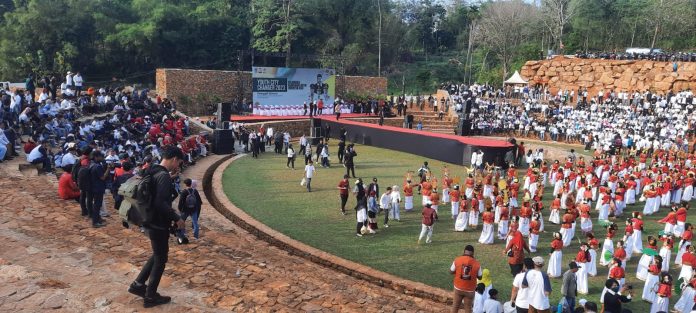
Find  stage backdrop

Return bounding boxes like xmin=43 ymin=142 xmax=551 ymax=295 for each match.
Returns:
xmin=252 ymin=67 xmax=336 ymax=109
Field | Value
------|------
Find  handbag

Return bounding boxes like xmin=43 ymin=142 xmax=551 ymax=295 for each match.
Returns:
xmin=300 ymin=177 xmax=306 ymax=186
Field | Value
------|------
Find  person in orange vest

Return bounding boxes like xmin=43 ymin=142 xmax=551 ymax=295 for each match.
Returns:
xmin=450 ymin=245 xmax=482 ymax=313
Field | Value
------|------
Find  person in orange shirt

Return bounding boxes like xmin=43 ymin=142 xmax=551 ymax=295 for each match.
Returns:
xmin=676 ymin=223 xmax=693 ymax=266
xmin=560 ymin=208 xmax=574 ymax=247
xmin=658 ymin=206 xmax=678 ymax=234
xmin=430 ymin=187 xmax=441 ymax=213
xmin=421 ymin=178 xmax=433 ymax=206
xmin=613 ymin=240 xmax=628 ymax=269
xmin=478 ymin=206 xmax=495 ymax=244
xmin=450 ymin=185 xmax=461 ymax=220
xmin=642 ymin=255 xmax=662 ymax=303
xmin=58 ymin=164 xmax=80 ymax=201
xmin=403 ymin=179 xmax=415 ymax=212
xmin=674 ymin=202 xmax=689 ymax=236
xmin=450 ymin=245 xmax=482 ymax=313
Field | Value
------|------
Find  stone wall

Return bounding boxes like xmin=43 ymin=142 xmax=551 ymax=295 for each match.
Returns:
xmin=156 ymin=69 xmax=388 ymax=117
xmin=520 ymin=56 xmax=696 ymax=97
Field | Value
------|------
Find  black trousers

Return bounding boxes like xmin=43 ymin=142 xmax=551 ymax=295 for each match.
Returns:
xmin=509 ymin=263 xmax=523 ymax=276
xmin=136 ymin=228 xmax=170 ymax=297
xmin=340 ymin=194 xmax=348 ymax=213
xmin=287 ymin=157 xmax=294 ymax=168
xmin=346 ymin=164 xmax=355 ymax=177
xmin=79 ymin=189 xmax=90 ymax=216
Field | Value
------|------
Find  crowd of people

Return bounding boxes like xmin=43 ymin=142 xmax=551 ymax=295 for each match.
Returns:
xmin=574 ymin=51 xmax=696 ymax=63
xmin=0 ymin=72 xmax=211 ymax=308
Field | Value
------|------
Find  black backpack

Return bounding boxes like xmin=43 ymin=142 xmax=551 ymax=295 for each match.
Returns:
xmin=77 ymin=164 xmax=92 ymax=190
xmin=185 ymin=189 xmax=197 ymax=211
xmin=71 ymin=161 xmax=82 ymax=183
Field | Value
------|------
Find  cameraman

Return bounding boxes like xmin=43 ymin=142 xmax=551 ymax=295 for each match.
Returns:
xmin=128 ymin=146 xmax=185 ymax=308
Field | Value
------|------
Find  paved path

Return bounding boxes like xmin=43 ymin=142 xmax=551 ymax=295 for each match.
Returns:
xmin=0 ymin=155 xmax=448 ymax=312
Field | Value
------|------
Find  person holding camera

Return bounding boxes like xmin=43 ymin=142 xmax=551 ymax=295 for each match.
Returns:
xmin=128 ymin=146 xmax=185 ymax=308
xmin=600 ymin=278 xmax=632 ymax=313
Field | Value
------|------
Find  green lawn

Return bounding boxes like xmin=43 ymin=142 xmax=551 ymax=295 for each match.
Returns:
xmin=223 ymin=141 xmax=683 ymax=311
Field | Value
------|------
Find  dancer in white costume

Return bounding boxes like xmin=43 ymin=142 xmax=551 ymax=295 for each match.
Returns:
xmin=599 ymin=223 xmax=617 ymax=266
xmin=574 ymin=243 xmax=591 ymax=294
xmin=674 ymin=273 xmax=696 ymax=313
xmin=649 ymin=273 xmax=673 ymax=313
xmin=547 ymin=232 xmax=563 ymax=278
xmin=641 ymin=255 xmax=662 ymax=303
xmin=630 ymin=212 xmax=644 ymax=254
xmin=676 ymin=223 xmax=693 ymax=266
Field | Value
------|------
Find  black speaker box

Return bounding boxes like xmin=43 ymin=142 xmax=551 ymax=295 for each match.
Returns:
xmin=213 ymin=129 xmax=235 ymax=154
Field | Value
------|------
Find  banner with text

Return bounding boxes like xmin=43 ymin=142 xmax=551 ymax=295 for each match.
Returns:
xmin=252 ymin=67 xmax=336 ymax=108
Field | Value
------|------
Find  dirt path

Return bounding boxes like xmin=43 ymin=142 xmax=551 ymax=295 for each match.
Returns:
xmin=0 ymin=156 xmax=448 ymax=312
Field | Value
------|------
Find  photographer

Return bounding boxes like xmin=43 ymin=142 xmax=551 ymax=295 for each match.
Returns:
xmin=128 ymin=146 xmax=185 ymax=308
xmin=600 ymin=278 xmax=632 ymax=313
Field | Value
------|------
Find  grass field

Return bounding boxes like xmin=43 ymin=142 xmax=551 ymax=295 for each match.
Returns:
xmin=222 ymin=141 xmax=682 ymax=311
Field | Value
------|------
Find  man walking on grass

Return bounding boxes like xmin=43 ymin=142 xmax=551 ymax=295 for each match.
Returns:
xmin=418 ymin=203 xmax=438 ymax=244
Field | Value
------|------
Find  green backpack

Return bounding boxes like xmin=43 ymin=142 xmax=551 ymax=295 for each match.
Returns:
xmin=118 ymin=168 xmax=163 ymax=228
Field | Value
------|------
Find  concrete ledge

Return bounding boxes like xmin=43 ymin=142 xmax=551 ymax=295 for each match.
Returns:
xmin=204 ymin=154 xmax=453 ymax=305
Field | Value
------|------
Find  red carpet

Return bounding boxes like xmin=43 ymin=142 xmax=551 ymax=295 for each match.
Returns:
xmin=230 ymin=113 xmax=370 ymax=122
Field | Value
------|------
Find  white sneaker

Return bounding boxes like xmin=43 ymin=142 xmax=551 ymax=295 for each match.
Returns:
xmin=384 ymin=224 xmax=389 ymax=228
xmin=356 ymin=233 xmax=363 ymax=237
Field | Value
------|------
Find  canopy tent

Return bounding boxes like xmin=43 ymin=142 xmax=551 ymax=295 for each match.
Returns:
xmin=504 ymin=71 xmax=528 ymax=85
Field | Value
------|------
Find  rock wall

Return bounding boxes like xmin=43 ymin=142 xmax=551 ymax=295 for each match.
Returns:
xmin=156 ymin=69 xmax=387 ymax=117
xmin=520 ymin=56 xmax=696 ymax=97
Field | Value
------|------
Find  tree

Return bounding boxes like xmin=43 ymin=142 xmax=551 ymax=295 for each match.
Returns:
xmin=476 ymin=0 xmax=540 ymax=82
xmin=541 ymin=0 xmax=575 ymax=53
xmin=251 ymin=0 xmax=300 ymax=67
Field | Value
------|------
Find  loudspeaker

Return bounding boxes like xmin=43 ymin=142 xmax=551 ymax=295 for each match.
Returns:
xmin=460 ymin=119 xmax=472 ymax=136
xmin=218 ymin=103 xmax=233 ymax=125
xmin=213 ymin=129 xmax=235 ymax=154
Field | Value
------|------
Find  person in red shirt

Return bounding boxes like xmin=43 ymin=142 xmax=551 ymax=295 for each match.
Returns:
xmin=675 ymin=203 xmax=689 ymax=236
xmin=58 ymin=165 xmax=80 ymax=200
xmin=613 ymin=240 xmax=628 ymax=269
xmin=658 ymin=206 xmax=678 ymax=235
xmin=429 ymin=187 xmax=441 ymax=213
xmin=641 ymin=255 xmax=663 ymax=303
xmin=676 ymin=223 xmax=694 ymax=266
xmin=650 ymin=273 xmax=673 ymax=313
xmin=450 ymin=185 xmax=461 ymax=220
xmin=547 ymin=232 xmax=563 ymax=278
xmin=560 ymin=209 xmax=574 ymax=247
xmin=505 ymin=228 xmax=530 ymax=276
xmin=528 ymin=214 xmax=541 ymax=252
xmin=469 ymin=192 xmax=480 ymax=228
xmin=576 ymin=243 xmax=591 ymax=294
xmin=418 ymin=203 xmax=438 ymax=244
xmin=337 ymin=175 xmax=350 ymax=215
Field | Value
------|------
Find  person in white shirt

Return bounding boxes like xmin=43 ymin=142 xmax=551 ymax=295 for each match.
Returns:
xmin=73 ymin=72 xmax=83 ymax=94
xmin=379 ymin=187 xmax=393 ymax=227
xmin=299 ymin=134 xmax=307 ymax=155
xmin=524 ymin=256 xmax=551 ymax=313
xmin=471 ymin=149 xmax=484 ymax=175
xmin=304 ymin=160 xmax=316 ymax=192
xmin=65 ymin=71 xmax=74 ymax=88
xmin=286 ymin=143 xmax=295 ymax=169
xmin=511 ymin=258 xmax=534 ymax=313
xmin=60 ymin=146 xmax=77 ymax=168
xmin=389 ymin=185 xmax=402 ymax=222
xmin=483 ymin=289 xmax=503 ymax=313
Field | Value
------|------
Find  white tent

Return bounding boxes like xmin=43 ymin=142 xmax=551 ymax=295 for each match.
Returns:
xmin=504 ymin=71 xmax=528 ymax=85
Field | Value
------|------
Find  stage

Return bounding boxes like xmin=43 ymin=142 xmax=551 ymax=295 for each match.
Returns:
xmin=315 ymin=117 xmax=513 ymax=166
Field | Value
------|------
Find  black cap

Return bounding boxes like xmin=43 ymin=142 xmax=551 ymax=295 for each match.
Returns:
xmin=569 ymin=262 xmax=580 ymax=269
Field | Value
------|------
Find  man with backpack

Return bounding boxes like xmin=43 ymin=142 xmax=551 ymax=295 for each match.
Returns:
xmin=177 ymin=178 xmax=202 ymax=240
xmin=128 ymin=146 xmax=185 ymax=308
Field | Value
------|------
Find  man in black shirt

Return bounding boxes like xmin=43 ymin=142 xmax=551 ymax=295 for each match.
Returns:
xmin=89 ymin=151 xmax=109 ymax=228
xmin=344 ymin=144 xmax=357 ymax=178
xmin=601 ymin=279 xmax=632 ymax=313
xmin=128 ymin=146 xmax=185 ymax=308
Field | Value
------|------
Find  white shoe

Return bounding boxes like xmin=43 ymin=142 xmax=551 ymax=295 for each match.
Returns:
xmin=384 ymin=224 xmax=389 ymax=228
